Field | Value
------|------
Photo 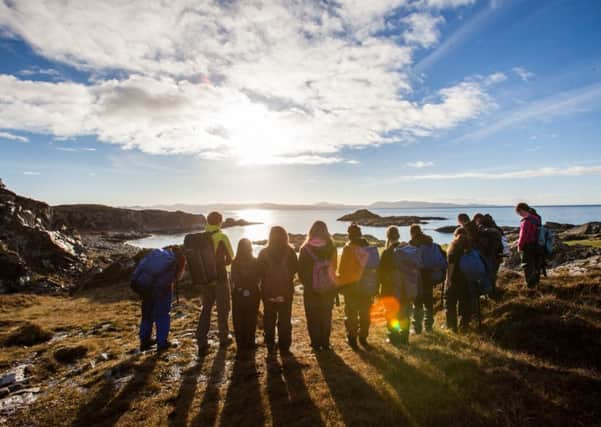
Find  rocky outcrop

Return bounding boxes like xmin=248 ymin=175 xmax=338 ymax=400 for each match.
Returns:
xmin=435 ymin=225 xmax=458 ymax=234
xmin=53 ymin=204 xmax=206 ymax=234
xmin=0 ymin=187 xmax=86 ymax=292
xmin=337 ymin=209 xmax=445 ymax=227
xmin=221 ymin=218 xmax=262 ymax=228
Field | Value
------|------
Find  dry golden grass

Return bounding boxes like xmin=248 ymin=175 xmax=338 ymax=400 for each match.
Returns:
xmin=1 ymin=269 xmax=600 ymax=427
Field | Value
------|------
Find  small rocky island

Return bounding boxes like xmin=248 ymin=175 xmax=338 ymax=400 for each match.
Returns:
xmin=338 ymin=209 xmax=446 ymax=227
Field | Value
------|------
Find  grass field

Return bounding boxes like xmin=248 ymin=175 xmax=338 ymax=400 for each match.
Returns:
xmin=563 ymin=239 xmax=601 ymax=248
xmin=1 ymin=269 xmax=600 ymax=427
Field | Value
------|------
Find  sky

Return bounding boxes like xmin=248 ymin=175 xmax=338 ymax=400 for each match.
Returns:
xmin=1 ymin=0 xmax=600 ymax=206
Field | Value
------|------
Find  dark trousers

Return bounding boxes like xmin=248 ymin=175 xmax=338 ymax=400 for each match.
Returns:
xmin=232 ymin=289 xmax=260 ymax=349
xmin=413 ymin=277 xmax=434 ymax=332
xmin=140 ymin=292 xmax=172 ymax=347
xmin=263 ymin=300 xmax=292 ymax=351
xmin=304 ymin=294 xmax=333 ymax=348
xmin=445 ymin=282 xmax=472 ymax=331
xmin=521 ymin=244 xmax=542 ymax=288
xmin=196 ymin=282 xmax=231 ymax=345
xmin=343 ymin=291 xmax=372 ymax=339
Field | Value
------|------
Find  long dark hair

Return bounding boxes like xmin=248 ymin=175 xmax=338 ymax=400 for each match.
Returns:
xmin=267 ymin=226 xmax=290 ymax=250
xmin=449 ymin=226 xmax=470 ymax=255
xmin=234 ymin=238 xmax=254 ymax=263
xmin=515 ymin=202 xmax=538 ymax=216
xmin=303 ymin=220 xmax=334 ymax=249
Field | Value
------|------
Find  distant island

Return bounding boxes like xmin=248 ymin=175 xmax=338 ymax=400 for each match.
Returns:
xmin=126 ymin=200 xmax=490 ymax=213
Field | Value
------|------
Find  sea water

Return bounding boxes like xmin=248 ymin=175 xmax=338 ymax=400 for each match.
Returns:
xmin=127 ymin=205 xmax=601 ymax=251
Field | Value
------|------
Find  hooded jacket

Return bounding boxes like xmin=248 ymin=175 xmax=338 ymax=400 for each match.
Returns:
xmin=518 ymin=212 xmax=541 ymax=251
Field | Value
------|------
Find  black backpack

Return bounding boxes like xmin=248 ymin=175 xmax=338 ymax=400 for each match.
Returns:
xmin=184 ymin=231 xmax=217 ymax=286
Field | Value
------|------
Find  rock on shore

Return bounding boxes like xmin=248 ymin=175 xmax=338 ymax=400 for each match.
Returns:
xmin=53 ymin=204 xmax=206 ymax=234
xmin=338 ymin=209 xmax=445 ymax=227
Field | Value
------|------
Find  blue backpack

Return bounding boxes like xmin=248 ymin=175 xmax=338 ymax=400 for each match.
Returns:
xmin=419 ymin=243 xmax=447 ymax=284
xmin=458 ymin=249 xmax=491 ymax=295
xmin=131 ymin=248 xmax=176 ymax=296
xmin=392 ymin=245 xmax=423 ymax=300
xmin=358 ymin=246 xmax=380 ymax=297
xmin=526 ymin=217 xmax=554 ymax=256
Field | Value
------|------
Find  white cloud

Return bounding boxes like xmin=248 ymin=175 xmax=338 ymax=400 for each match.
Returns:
xmin=421 ymin=0 xmax=476 ymax=8
xmin=18 ymin=66 xmax=61 ymax=79
xmin=513 ymin=66 xmax=535 ymax=81
xmin=23 ymin=171 xmax=40 ymax=175
xmin=0 ymin=0 xmax=491 ymax=164
xmin=484 ymin=72 xmax=507 ymax=85
xmin=395 ymin=165 xmax=601 ymax=180
xmin=402 ymin=13 xmax=444 ymax=48
xmin=407 ymin=160 xmax=435 ymax=168
xmin=0 ymin=131 xmax=29 ymax=143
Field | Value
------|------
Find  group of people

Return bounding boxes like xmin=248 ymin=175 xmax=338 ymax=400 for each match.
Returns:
xmin=131 ymin=203 xmax=547 ymax=354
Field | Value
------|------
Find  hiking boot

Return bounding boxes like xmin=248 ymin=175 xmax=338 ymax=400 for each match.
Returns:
xmin=347 ymin=335 xmax=358 ymax=350
xmin=220 ymin=336 xmax=233 ymax=348
xmin=359 ymin=337 xmax=372 ymax=351
xmin=157 ymin=341 xmax=177 ymax=352
xmin=140 ymin=339 xmax=156 ymax=352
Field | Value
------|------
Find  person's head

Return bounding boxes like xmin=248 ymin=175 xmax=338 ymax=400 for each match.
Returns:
xmin=305 ymin=220 xmax=333 ymax=246
xmin=235 ymin=238 xmax=254 ymax=261
xmin=457 ymin=213 xmax=470 ymax=226
xmin=409 ymin=224 xmax=423 ymax=240
xmin=347 ymin=223 xmax=362 ymax=241
xmin=207 ymin=211 xmax=223 ymax=226
xmin=385 ymin=226 xmax=400 ymax=248
xmin=481 ymin=214 xmax=495 ymax=228
xmin=268 ymin=226 xmax=289 ymax=249
xmin=515 ymin=202 xmax=532 ymax=218
xmin=452 ymin=226 xmax=469 ymax=247
xmin=472 ymin=213 xmax=484 ymax=225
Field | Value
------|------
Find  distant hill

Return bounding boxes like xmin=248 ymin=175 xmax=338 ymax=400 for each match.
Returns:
xmin=127 ymin=200 xmax=485 ymax=212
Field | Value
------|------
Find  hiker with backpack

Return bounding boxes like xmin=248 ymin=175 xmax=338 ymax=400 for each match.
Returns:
xmin=516 ymin=202 xmax=547 ymax=288
xmin=298 ymin=221 xmax=338 ymax=352
xmin=257 ymin=226 xmax=299 ymax=354
xmin=195 ymin=211 xmax=234 ymax=353
xmin=444 ymin=228 xmax=474 ymax=332
xmin=477 ymin=215 xmax=504 ymax=297
xmin=378 ymin=226 xmax=410 ymax=346
xmin=458 ymin=213 xmax=481 ymax=250
xmin=410 ymin=224 xmax=447 ymax=334
xmin=338 ymin=223 xmax=379 ymax=350
xmin=231 ymin=238 xmax=261 ymax=352
xmin=131 ymin=247 xmax=187 ymax=352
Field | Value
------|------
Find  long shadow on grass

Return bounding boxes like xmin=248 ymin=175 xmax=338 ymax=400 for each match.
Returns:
xmin=266 ymin=353 xmax=324 ymax=427
xmin=407 ymin=334 xmax=601 ymax=426
xmin=356 ymin=344 xmax=487 ymax=426
xmin=315 ymin=350 xmax=410 ymax=426
xmin=71 ymin=354 xmax=158 ymax=427
xmin=220 ymin=350 xmax=265 ymax=427
xmin=168 ymin=352 xmax=207 ymax=426
xmin=191 ymin=347 xmax=228 ymax=426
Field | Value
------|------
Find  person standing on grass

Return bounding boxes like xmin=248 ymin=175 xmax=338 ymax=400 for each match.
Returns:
xmin=231 ymin=238 xmax=261 ymax=352
xmin=516 ymin=202 xmax=543 ymax=288
xmin=298 ymin=221 xmax=338 ymax=352
xmin=378 ymin=226 xmax=411 ymax=346
xmin=258 ymin=226 xmax=299 ymax=355
xmin=196 ymin=211 xmax=234 ymax=352
xmin=409 ymin=224 xmax=440 ymax=334
xmin=444 ymin=228 xmax=473 ymax=332
xmin=132 ymin=247 xmax=187 ymax=352
xmin=337 ymin=223 xmax=373 ymax=350
xmin=458 ymin=212 xmax=481 ymax=250
xmin=477 ymin=215 xmax=504 ymax=297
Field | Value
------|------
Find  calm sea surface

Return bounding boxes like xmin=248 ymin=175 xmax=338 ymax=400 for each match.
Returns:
xmin=128 ymin=205 xmax=601 ymax=252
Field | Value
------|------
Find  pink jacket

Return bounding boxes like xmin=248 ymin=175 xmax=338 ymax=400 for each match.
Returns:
xmin=518 ymin=213 xmax=541 ymax=251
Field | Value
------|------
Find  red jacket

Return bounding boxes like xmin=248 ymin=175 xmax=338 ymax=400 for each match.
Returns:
xmin=518 ymin=213 xmax=541 ymax=251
